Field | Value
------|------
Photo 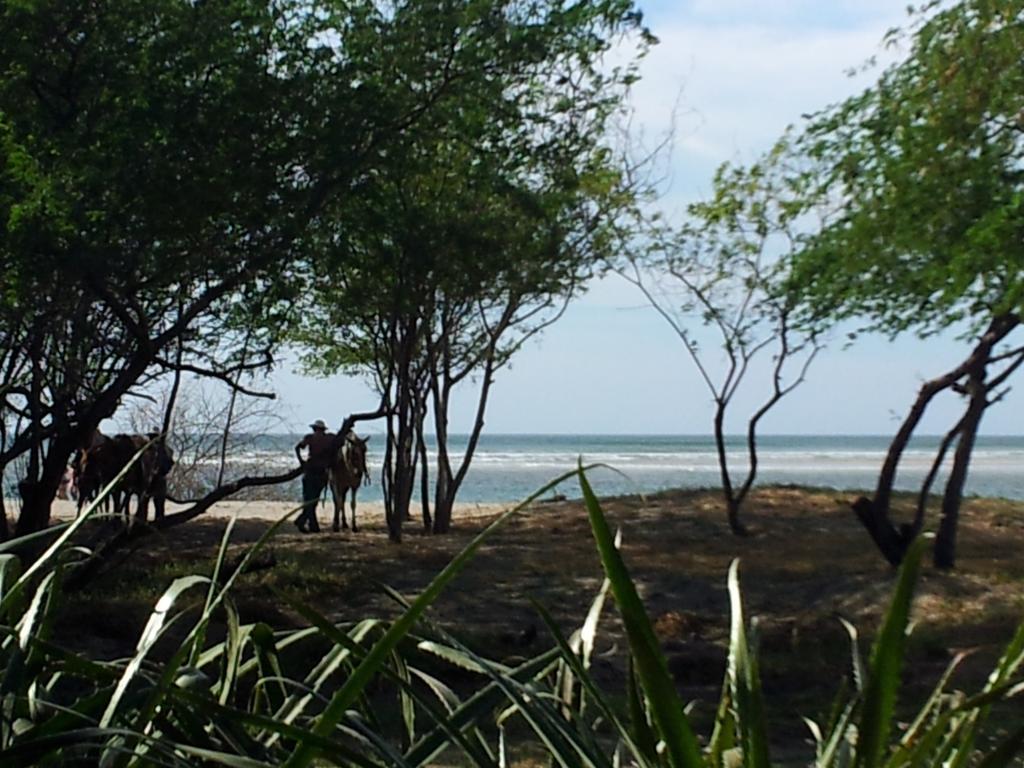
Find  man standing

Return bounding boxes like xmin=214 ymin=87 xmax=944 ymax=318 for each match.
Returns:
xmin=295 ymin=419 xmax=335 ymax=533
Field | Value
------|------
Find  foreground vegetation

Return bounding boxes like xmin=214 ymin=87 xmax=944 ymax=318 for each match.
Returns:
xmin=1 ymin=473 xmax=1022 ymax=766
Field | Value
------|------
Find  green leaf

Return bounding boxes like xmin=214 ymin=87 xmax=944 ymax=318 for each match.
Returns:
xmin=855 ymin=535 xmax=925 ymax=768
xmin=726 ymin=560 xmax=771 ymax=768
xmin=404 ymin=650 xmax=559 ymax=766
xmin=532 ymin=598 xmax=655 ymax=766
xmin=578 ymin=466 xmax=703 ymax=768
xmin=99 ymin=574 xmax=210 ymax=728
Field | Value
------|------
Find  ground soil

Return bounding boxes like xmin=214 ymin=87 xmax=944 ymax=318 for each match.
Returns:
xmin=57 ymin=485 xmax=1024 ymax=761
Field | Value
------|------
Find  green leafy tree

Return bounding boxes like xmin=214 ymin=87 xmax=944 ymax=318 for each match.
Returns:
xmin=792 ymin=0 xmax=1024 ymax=568
xmin=0 ymin=0 xmax=576 ymax=536
xmin=295 ymin=1 xmax=651 ymax=540
xmin=623 ymin=140 xmax=823 ymax=535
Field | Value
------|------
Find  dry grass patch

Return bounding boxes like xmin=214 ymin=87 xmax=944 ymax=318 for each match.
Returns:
xmin=59 ymin=485 xmax=1024 ymax=744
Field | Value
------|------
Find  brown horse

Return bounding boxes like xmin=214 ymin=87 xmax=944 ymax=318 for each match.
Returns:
xmin=329 ymin=434 xmax=370 ymax=532
xmin=76 ymin=434 xmax=172 ymax=521
xmin=75 ymin=433 xmax=113 ymax=513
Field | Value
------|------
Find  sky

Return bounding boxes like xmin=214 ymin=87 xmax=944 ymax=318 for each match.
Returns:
xmin=266 ymin=1 xmax=1024 ymax=437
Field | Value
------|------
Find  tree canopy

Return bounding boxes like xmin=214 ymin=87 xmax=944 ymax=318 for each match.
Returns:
xmin=792 ymin=0 xmax=1024 ymax=334
xmin=787 ymin=0 xmax=1024 ymax=568
xmin=0 ymin=0 xmax=649 ymax=534
xmin=288 ymin=0 xmax=649 ymax=537
xmin=622 ymin=138 xmax=823 ymax=534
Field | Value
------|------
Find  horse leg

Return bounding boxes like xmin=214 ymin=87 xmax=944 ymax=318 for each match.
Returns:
xmin=118 ymin=490 xmax=131 ymax=523
xmin=151 ymin=477 xmax=166 ymax=520
xmin=350 ymin=490 xmax=358 ymax=533
xmin=76 ymin=490 xmax=88 ymax=518
xmin=330 ymin=479 xmax=342 ymax=532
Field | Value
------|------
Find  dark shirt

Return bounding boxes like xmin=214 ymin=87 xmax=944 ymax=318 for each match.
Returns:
xmin=297 ymin=430 xmax=335 ymax=472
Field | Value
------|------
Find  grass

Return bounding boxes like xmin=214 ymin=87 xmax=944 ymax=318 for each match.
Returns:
xmin=50 ymin=484 xmax=1024 ymax=762
xmin=1 ymin=476 xmax=1022 ymax=765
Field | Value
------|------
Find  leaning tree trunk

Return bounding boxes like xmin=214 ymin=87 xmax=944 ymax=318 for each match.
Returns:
xmin=215 ymin=328 xmax=249 ymax=488
xmin=432 ymin=353 xmax=496 ymax=534
xmin=934 ymin=363 xmax=988 ymax=569
xmin=853 ymin=314 xmax=1019 ymax=567
xmin=161 ymin=316 xmax=186 ymax=441
xmin=855 ymin=375 xmax=948 ymax=566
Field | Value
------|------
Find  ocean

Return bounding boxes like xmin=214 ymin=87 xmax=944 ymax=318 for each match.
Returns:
xmin=216 ymin=433 xmax=1024 ymax=503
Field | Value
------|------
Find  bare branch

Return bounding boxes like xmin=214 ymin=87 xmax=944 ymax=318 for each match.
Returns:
xmin=152 ymin=359 xmax=277 ymax=399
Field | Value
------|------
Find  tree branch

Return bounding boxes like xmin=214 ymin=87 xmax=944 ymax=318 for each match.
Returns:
xmin=153 ymin=359 xmax=277 ymax=399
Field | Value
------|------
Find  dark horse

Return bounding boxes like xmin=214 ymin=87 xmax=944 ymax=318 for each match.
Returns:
xmin=76 ymin=433 xmax=173 ymax=521
xmin=329 ymin=434 xmax=370 ymax=532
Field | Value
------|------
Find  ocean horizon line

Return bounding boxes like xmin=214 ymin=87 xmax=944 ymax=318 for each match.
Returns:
xmin=211 ymin=430 xmax=1024 ymax=438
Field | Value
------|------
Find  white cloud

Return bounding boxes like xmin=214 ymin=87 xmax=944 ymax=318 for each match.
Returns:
xmin=625 ymin=16 xmax=905 ymax=197
xmin=692 ymin=0 xmax=901 ymax=19
xmin=655 ymin=0 xmax=909 ymax=31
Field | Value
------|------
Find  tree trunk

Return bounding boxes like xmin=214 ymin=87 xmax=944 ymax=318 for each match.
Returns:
xmin=431 ymin=462 xmax=453 ymax=533
xmin=850 ymin=496 xmax=906 ymax=567
xmin=853 ymin=314 xmax=1019 ymax=566
xmin=416 ymin=417 xmax=432 ymax=532
xmin=382 ymin=409 xmax=396 ymax=537
xmin=431 ymin=382 xmax=453 ymax=534
xmin=217 ymin=327 xmax=250 ymax=488
xmin=386 ymin=322 xmax=420 ymax=543
xmin=432 ymin=353 xmax=495 ymax=534
xmin=21 ymin=337 xmax=44 ymax=532
xmin=865 ymin=378 xmax=946 ymax=555
xmin=0 ymin=491 xmax=9 ymax=542
xmin=390 ymin=410 xmax=415 ymax=542
xmin=15 ymin=432 xmax=74 ymax=536
xmin=161 ymin=319 xmax=185 ymax=440
xmin=934 ymin=364 xmax=988 ymax=569
xmin=712 ymin=403 xmax=745 ymax=535
xmin=914 ymin=414 xmax=966 ymax=538
xmin=217 ymin=385 xmax=239 ymax=488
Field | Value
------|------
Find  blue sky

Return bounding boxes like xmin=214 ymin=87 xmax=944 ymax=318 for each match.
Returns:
xmin=269 ymin=1 xmax=1024 ymax=437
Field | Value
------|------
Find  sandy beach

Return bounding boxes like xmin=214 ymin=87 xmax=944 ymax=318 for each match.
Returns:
xmin=48 ymin=497 xmax=510 ymax=526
